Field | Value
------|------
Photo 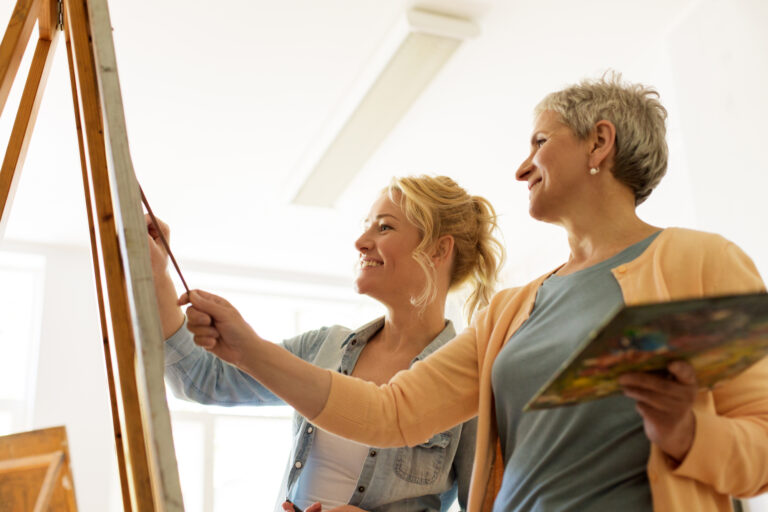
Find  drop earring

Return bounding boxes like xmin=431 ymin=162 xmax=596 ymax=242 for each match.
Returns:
xmin=589 ymin=167 xmax=600 ymax=175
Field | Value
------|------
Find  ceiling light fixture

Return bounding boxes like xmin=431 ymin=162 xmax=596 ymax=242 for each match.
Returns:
xmin=290 ymin=9 xmax=479 ymax=207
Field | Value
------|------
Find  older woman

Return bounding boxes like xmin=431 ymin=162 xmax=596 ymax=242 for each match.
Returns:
xmin=150 ymin=175 xmax=504 ymax=511
xmin=179 ymin=76 xmax=768 ymax=511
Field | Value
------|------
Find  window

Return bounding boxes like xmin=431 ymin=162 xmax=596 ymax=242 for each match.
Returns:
xmin=0 ymin=251 xmax=46 ymax=437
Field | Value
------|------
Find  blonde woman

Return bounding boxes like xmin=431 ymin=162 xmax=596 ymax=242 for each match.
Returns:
xmin=149 ymin=175 xmax=504 ymax=511
xmin=178 ymin=75 xmax=768 ymax=511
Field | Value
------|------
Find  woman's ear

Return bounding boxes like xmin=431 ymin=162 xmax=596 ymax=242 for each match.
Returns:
xmin=431 ymin=235 xmax=455 ymax=267
xmin=589 ymin=119 xmax=617 ymax=169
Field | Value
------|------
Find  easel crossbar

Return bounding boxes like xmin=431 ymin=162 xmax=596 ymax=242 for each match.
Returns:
xmin=0 ymin=450 xmax=63 ymax=473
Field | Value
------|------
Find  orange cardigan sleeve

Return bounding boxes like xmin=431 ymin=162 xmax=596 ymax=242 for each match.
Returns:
xmin=670 ymin=234 xmax=768 ymax=497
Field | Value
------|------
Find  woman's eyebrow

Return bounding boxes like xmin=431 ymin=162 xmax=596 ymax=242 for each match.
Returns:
xmin=362 ymin=213 xmax=398 ymax=227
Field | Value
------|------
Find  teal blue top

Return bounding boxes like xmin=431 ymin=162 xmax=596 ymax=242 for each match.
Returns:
xmin=491 ymin=231 xmax=660 ymax=511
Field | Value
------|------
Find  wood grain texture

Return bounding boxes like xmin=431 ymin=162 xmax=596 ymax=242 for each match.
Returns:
xmin=0 ymin=427 xmax=77 ymax=512
xmin=0 ymin=0 xmax=39 ymax=116
xmin=0 ymin=34 xmax=58 ymax=239
xmin=32 ymin=451 xmax=64 ymax=512
xmin=63 ymin=0 xmax=157 ymax=509
xmin=85 ymin=0 xmax=184 ymax=506
xmin=62 ymin=4 xmax=133 ymax=510
xmin=0 ymin=0 xmax=183 ymax=508
xmin=0 ymin=452 xmax=60 ymax=473
xmin=38 ymin=0 xmax=58 ymax=41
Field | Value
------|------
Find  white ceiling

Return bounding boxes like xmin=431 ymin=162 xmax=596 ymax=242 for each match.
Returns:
xmin=2 ymin=0 xmax=767 ymax=285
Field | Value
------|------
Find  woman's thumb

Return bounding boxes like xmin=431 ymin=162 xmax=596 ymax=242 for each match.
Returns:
xmin=182 ymin=290 xmax=230 ymax=317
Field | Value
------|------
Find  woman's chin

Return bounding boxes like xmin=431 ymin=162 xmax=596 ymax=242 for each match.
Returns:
xmin=353 ymin=278 xmax=373 ymax=296
xmin=528 ymin=201 xmax=545 ymax=220
xmin=354 ymin=281 xmax=386 ymax=303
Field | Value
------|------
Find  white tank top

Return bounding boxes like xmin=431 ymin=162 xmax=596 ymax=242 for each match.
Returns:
xmin=291 ymin=427 xmax=370 ymax=509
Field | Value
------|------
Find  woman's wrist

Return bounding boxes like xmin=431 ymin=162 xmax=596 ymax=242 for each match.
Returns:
xmin=662 ymin=411 xmax=696 ymax=463
xmin=236 ymin=331 xmax=269 ymax=374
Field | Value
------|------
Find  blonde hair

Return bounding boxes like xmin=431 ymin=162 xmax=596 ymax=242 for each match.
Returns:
xmin=535 ymin=72 xmax=668 ymax=205
xmin=386 ymin=175 xmax=504 ymax=321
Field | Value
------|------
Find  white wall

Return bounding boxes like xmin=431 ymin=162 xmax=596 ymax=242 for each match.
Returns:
xmin=1 ymin=0 xmax=767 ymax=510
xmin=338 ymin=0 xmax=768 ymax=285
xmin=3 ymin=242 xmax=120 ymax=512
xmin=665 ymin=0 xmax=768 ymax=275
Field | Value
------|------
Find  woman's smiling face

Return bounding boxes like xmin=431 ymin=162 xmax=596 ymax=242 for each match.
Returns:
xmin=515 ymin=110 xmax=593 ymax=223
xmin=353 ymin=193 xmax=425 ymax=306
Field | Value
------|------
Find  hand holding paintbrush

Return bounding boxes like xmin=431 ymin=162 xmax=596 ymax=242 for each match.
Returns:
xmin=142 ymin=187 xmax=189 ymax=338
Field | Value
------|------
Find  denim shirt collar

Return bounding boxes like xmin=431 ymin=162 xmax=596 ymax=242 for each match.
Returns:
xmin=340 ymin=316 xmax=457 ymax=363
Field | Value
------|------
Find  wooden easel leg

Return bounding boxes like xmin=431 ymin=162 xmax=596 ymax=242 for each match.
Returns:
xmin=0 ymin=0 xmax=39 ymax=116
xmin=61 ymin=3 xmax=133 ymax=511
xmin=37 ymin=0 xmax=59 ymax=41
xmin=62 ymin=0 xmax=156 ymax=509
xmin=0 ymin=32 xmax=58 ymax=238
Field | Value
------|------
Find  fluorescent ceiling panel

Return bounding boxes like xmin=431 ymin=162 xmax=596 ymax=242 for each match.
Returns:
xmin=292 ymin=9 xmax=479 ymax=207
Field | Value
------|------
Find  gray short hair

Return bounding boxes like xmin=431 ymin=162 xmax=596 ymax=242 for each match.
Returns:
xmin=534 ymin=72 xmax=668 ymax=205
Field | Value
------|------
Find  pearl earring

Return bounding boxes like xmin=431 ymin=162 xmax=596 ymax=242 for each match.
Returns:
xmin=589 ymin=167 xmax=600 ymax=175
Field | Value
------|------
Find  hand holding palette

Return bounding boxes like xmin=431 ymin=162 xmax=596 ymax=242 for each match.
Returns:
xmin=524 ymin=292 xmax=768 ymax=411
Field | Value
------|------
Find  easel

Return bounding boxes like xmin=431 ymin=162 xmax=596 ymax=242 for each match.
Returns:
xmin=0 ymin=426 xmax=77 ymax=512
xmin=0 ymin=0 xmax=184 ymax=510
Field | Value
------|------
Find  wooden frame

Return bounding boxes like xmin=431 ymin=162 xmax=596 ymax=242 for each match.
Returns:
xmin=0 ymin=426 xmax=76 ymax=512
xmin=0 ymin=0 xmax=184 ymax=510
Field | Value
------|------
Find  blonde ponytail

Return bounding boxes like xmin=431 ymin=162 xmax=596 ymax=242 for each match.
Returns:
xmin=386 ymin=175 xmax=505 ymax=322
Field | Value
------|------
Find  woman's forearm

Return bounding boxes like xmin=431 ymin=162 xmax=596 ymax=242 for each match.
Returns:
xmin=182 ymin=289 xmax=333 ymax=418
xmin=154 ymin=270 xmax=185 ymax=339
xmin=238 ymin=336 xmax=332 ymax=419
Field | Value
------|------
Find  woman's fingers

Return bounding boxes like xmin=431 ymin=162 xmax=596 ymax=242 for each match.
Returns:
xmin=620 ymin=385 xmax=671 ymax=411
xmin=178 ymin=290 xmax=233 ymax=319
xmin=145 ymin=213 xmax=170 ymax=239
xmin=619 ymin=361 xmax=698 ymax=461
xmin=186 ymin=325 xmax=219 ymax=339
xmin=619 ymin=361 xmax=698 ymax=410
xmin=192 ymin=289 xmax=233 ymax=308
xmin=621 ymin=382 xmax=685 ymax=411
xmin=186 ymin=306 xmax=212 ymax=327
xmin=194 ymin=336 xmax=218 ymax=350
xmin=186 ymin=306 xmax=222 ymax=347
xmin=668 ymin=360 xmax=697 ymax=385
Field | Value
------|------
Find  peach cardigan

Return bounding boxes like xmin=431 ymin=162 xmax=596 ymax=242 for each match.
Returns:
xmin=312 ymin=228 xmax=768 ymax=511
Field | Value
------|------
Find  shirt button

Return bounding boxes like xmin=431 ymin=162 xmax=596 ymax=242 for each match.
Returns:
xmin=306 ymin=426 xmax=313 ymax=434
xmin=350 ymin=339 xmax=357 ymax=345
xmin=358 ymin=486 xmax=365 ymax=493
xmin=342 ymin=369 xmax=349 ymax=375
xmin=294 ymin=461 xmax=302 ymax=469
xmin=369 ymin=450 xmax=376 ymax=457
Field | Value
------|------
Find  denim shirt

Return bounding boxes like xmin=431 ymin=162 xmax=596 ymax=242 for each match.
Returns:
xmin=164 ymin=317 xmax=476 ymax=512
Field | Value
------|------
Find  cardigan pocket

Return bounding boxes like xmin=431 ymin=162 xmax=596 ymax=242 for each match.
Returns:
xmin=393 ymin=431 xmax=452 ymax=485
